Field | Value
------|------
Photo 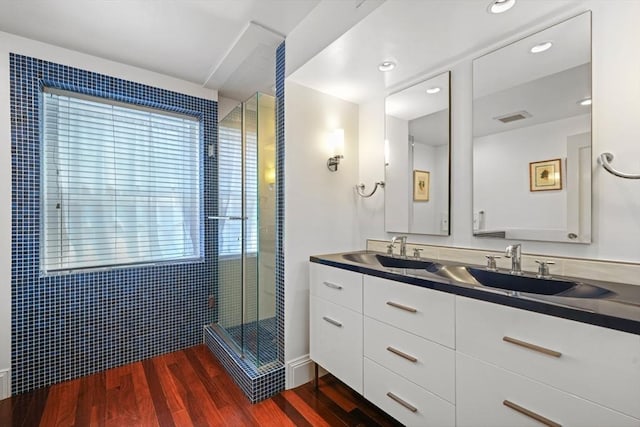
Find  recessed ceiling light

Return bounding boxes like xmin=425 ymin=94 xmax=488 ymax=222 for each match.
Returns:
xmin=488 ymin=0 xmax=516 ymax=14
xmin=426 ymin=87 xmax=441 ymax=94
xmin=530 ymin=41 xmax=553 ymax=53
xmin=378 ymin=61 xmax=396 ymax=72
xmin=578 ymin=97 xmax=592 ymax=106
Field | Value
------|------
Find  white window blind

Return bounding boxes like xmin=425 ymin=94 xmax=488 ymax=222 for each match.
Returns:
xmin=41 ymin=88 xmax=201 ymax=273
xmin=218 ymin=107 xmax=258 ymax=256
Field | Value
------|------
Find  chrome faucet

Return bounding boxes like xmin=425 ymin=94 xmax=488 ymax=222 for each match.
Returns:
xmin=504 ymin=244 xmax=522 ymax=275
xmin=391 ymin=236 xmax=408 ymax=257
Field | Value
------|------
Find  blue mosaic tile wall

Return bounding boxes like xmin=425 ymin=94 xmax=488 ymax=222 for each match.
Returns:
xmin=10 ymin=54 xmax=218 ymax=395
xmin=204 ymin=41 xmax=286 ymax=403
xmin=275 ymin=41 xmax=285 ymax=365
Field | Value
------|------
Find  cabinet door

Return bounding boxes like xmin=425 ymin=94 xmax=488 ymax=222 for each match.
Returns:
xmin=364 ymin=275 xmax=455 ymax=348
xmin=364 ymin=358 xmax=455 ymax=427
xmin=456 ymin=353 xmax=639 ymax=427
xmin=364 ymin=317 xmax=454 ymax=403
xmin=310 ymin=263 xmax=362 ymax=312
xmin=456 ymin=296 xmax=640 ymax=419
xmin=310 ymin=295 xmax=363 ymax=393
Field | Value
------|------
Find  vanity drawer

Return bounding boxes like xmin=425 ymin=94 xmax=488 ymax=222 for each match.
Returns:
xmin=364 ymin=317 xmax=454 ymax=403
xmin=364 ymin=358 xmax=455 ymax=427
xmin=310 ymin=263 xmax=362 ymax=312
xmin=456 ymin=296 xmax=640 ymax=419
xmin=363 ymin=275 xmax=455 ymax=348
xmin=456 ymin=352 xmax=639 ymax=427
xmin=310 ymin=295 xmax=362 ymax=393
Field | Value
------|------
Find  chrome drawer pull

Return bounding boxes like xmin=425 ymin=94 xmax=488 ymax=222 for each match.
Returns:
xmin=386 ymin=346 xmax=418 ymax=363
xmin=387 ymin=392 xmax=418 ymax=413
xmin=386 ymin=301 xmax=418 ymax=313
xmin=503 ymin=400 xmax=561 ymax=427
xmin=323 ymin=281 xmax=343 ymax=290
xmin=322 ymin=316 xmax=342 ymax=327
xmin=503 ymin=336 xmax=562 ymax=358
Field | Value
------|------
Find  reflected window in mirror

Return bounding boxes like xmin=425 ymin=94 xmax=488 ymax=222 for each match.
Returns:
xmin=385 ymin=71 xmax=451 ymax=236
xmin=472 ymin=12 xmax=591 ymax=244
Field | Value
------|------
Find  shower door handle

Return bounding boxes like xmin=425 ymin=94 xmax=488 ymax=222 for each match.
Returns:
xmin=207 ymin=216 xmax=248 ymax=220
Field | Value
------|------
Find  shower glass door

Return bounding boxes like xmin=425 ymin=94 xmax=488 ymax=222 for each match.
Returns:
xmin=217 ymin=93 xmax=276 ymax=367
xmin=217 ymin=104 xmax=244 ymax=350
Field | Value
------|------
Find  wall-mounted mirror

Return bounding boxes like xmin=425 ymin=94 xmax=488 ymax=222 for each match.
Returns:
xmin=385 ymin=71 xmax=451 ymax=235
xmin=472 ymin=12 xmax=591 ymax=244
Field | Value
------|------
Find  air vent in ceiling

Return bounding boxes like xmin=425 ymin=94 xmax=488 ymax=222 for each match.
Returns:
xmin=494 ymin=110 xmax=532 ymax=123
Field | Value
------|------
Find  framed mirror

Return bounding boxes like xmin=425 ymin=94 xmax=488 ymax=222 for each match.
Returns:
xmin=385 ymin=71 xmax=451 ymax=236
xmin=472 ymin=12 xmax=591 ymax=243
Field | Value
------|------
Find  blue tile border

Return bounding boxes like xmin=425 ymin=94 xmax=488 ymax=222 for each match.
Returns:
xmin=10 ymin=53 xmax=218 ymax=395
xmin=204 ymin=325 xmax=284 ymax=403
xmin=275 ymin=41 xmax=285 ymax=366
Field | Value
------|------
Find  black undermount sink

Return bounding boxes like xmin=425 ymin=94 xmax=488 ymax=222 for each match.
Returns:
xmin=466 ymin=267 xmax=613 ymax=298
xmin=337 ymin=251 xmax=614 ymax=299
xmin=375 ymin=254 xmax=439 ymax=270
xmin=340 ymin=252 xmax=439 ymax=270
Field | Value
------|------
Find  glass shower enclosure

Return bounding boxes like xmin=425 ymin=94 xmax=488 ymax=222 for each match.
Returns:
xmin=214 ymin=92 xmax=276 ymax=367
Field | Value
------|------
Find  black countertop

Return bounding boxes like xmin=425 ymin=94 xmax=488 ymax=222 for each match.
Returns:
xmin=310 ymin=251 xmax=640 ymax=336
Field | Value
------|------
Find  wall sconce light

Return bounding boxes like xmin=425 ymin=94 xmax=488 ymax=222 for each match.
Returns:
xmin=327 ymin=128 xmax=344 ymax=172
xmin=265 ymin=166 xmax=276 ymax=190
xmin=265 ymin=166 xmax=276 ymax=184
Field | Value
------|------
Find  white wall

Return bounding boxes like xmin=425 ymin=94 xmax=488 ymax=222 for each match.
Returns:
xmin=357 ymin=96 xmax=386 ymax=241
xmin=411 ymin=143 xmax=437 ymax=233
xmin=0 ymin=31 xmax=216 ymax=397
xmin=284 ymin=80 xmax=360 ymax=382
xmin=412 ymin=143 xmax=448 ymax=234
xmin=384 ymin=115 xmax=410 ymax=232
xmin=474 ymin=115 xmax=590 ymax=232
xmin=357 ymin=1 xmax=640 ymax=264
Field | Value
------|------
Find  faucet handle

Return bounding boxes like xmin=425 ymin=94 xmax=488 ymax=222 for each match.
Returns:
xmin=535 ymin=260 xmax=555 ymax=278
xmin=413 ymin=248 xmax=423 ymax=258
xmin=386 ymin=243 xmax=395 ymax=255
xmin=485 ymin=255 xmax=501 ymax=271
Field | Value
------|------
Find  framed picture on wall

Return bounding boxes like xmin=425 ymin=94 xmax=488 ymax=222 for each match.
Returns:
xmin=413 ymin=170 xmax=430 ymax=201
xmin=529 ymin=158 xmax=562 ymax=191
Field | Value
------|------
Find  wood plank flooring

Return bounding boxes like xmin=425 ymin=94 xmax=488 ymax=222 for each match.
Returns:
xmin=0 ymin=345 xmax=402 ymax=426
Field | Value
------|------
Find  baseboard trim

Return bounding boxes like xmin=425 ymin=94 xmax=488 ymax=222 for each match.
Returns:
xmin=0 ymin=369 xmax=10 ymax=400
xmin=286 ymin=355 xmax=327 ymax=389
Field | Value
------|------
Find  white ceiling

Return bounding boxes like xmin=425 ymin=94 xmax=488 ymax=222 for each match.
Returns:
xmin=288 ymin=0 xmax=587 ymax=104
xmin=474 ymin=62 xmax=590 ymax=136
xmin=385 ymin=71 xmax=449 ymax=121
xmin=474 ymin=11 xmax=591 ymax=136
xmin=0 ymin=0 xmax=320 ymax=101
xmin=473 ymin=10 xmax=590 ymax=98
xmin=410 ymin=109 xmax=449 ymax=147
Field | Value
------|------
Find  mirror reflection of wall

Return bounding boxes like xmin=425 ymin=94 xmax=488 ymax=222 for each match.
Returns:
xmin=385 ymin=71 xmax=451 ymax=236
xmin=472 ymin=12 xmax=591 ymax=244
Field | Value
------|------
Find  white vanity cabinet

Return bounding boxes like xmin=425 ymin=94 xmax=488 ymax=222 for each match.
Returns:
xmin=309 ymin=263 xmax=363 ymax=393
xmin=309 ymin=261 xmax=640 ymax=426
xmin=456 ymin=296 xmax=640 ymax=424
xmin=363 ymin=276 xmax=456 ymax=426
xmin=456 ymin=352 xmax=639 ymax=427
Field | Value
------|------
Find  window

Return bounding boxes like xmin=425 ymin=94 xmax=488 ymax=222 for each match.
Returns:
xmin=41 ymin=88 xmax=201 ymax=273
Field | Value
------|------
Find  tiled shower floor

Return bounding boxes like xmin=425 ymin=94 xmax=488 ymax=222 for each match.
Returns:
xmin=219 ymin=317 xmax=277 ymax=365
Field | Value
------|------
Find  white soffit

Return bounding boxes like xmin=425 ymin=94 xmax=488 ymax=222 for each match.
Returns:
xmin=203 ymin=21 xmax=284 ymax=101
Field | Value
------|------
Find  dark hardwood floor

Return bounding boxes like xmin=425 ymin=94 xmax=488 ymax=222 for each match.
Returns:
xmin=0 ymin=345 xmax=402 ymax=426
